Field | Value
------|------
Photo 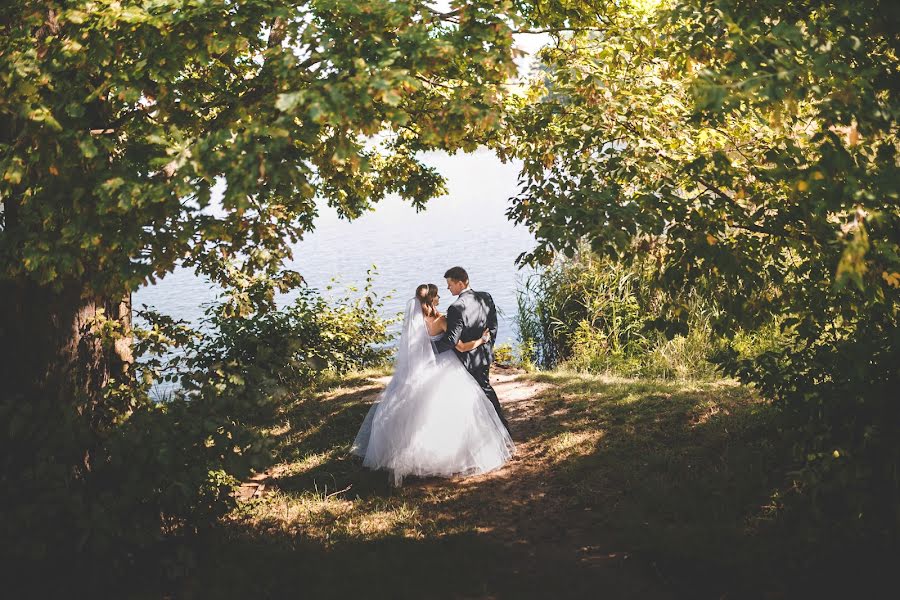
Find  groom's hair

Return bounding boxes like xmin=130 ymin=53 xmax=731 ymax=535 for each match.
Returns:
xmin=444 ymin=266 xmax=468 ymax=283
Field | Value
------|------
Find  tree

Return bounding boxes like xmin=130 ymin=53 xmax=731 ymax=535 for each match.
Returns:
xmin=500 ymin=0 xmax=900 ymax=537
xmin=0 ymin=0 xmax=537 ymax=579
xmin=0 ymin=0 xmax=520 ymax=411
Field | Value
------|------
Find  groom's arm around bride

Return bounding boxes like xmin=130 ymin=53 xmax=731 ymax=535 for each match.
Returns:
xmin=434 ymin=301 xmax=466 ymax=355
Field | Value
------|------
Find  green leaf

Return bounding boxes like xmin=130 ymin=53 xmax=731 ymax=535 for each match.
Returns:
xmin=275 ymin=91 xmax=305 ymax=113
xmin=79 ymin=139 xmax=98 ymax=159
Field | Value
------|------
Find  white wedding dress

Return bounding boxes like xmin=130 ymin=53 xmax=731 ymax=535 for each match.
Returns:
xmin=351 ymin=298 xmax=514 ymax=485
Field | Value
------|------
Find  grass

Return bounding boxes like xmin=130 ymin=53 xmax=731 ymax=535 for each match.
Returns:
xmin=174 ymin=367 xmax=886 ymax=599
xmin=519 ymin=372 xmax=781 ymax=588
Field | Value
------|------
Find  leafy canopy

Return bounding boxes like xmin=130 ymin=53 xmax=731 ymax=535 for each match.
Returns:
xmin=1 ymin=0 xmax=523 ymax=294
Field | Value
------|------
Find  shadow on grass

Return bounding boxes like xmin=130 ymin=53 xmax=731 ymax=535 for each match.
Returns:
xmin=271 ymin=379 xmax=396 ymax=498
xmin=519 ymin=373 xmax=781 ymax=597
xmin=186 ymin=522 xmax=658 ymax=600
xmin=507 ymin=371 xmax=896 ymax=599
xmin=183 ymin=369 xmax=890 ymax=600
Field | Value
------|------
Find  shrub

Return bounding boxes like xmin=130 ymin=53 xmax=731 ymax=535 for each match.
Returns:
xmin=0 ymin=265 xmax=393 ymax=590
xmin=493 ymin=343 xmax=515 ymax=367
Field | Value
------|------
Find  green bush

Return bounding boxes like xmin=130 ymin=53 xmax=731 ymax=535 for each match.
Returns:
xmin=719 ymin=302 xmax=900 ymax=548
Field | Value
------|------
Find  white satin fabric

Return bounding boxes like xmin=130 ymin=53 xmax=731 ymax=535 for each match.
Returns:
xmin=351 ymin=298 xmax=514 ymax=485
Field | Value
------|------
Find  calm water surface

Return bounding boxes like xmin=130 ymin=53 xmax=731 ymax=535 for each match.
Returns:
xmin=134 ymin=150 xmax=536 ymax=347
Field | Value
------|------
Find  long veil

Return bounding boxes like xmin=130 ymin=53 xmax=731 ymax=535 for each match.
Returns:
xmin=390 ymin=297 xmax=438 ymax=391
xmin=351 ymin=298 xmax=436 ymax=457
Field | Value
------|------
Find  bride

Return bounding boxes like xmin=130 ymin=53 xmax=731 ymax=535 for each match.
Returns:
xmin=351 ymin=284 xmax=515 ymax=485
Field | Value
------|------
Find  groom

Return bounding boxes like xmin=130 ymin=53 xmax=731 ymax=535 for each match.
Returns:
xmin=433 ymin=266 xmax=510 ymax=432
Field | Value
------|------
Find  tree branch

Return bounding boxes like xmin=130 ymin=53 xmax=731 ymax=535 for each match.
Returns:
xmin=695 ymin=177 xmax=816 ymax=244
xmin=512 ymin=27 xmax=607 ymax=35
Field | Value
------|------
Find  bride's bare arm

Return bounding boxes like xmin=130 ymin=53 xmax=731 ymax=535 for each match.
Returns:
xmin=425 ymin=314 xmax=447 ymax=337
xmin=456 ymin=328 xmax=490 ymax=352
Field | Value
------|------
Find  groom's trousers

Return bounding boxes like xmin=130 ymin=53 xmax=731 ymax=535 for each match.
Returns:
xmin=473 ymin=365 xmax=510 ymax=433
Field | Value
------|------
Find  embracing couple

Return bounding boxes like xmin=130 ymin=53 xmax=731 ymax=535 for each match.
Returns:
xmin=351 ymin=266 xmax=514 ymax=485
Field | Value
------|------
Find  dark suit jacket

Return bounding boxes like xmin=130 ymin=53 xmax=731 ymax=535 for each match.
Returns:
xmin=433 ymin=289 xmax=498 ymax=372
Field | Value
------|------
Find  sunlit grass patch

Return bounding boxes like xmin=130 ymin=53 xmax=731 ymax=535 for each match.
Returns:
xmin=235 ymin=487 xmax=426 ymax=544
xmin=353 ymin=502 xmax=422 ymax=538
xmin=546 ymin=430 xmax=604 ymax=460
xmin=272 ymin=449 xmax=336 ymax=478
xmin=313 ymin=365 xmax=394 ymax=395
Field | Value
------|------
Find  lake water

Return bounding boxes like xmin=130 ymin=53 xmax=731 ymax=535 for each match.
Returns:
xmin=133 ymin=150 xmax=536 ymax=348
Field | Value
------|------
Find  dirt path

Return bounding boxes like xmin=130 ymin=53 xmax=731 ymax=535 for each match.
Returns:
xmin=234 ymin=367 xmax=674 ymax=599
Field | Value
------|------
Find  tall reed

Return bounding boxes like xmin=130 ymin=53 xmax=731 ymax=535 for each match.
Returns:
xmin=516 ymin=250 xmax=728 ymax=379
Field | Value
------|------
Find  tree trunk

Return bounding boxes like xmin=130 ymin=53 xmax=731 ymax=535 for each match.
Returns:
xmin=0 ymin=277 xmax=133 ymax=468
xmin=0 ymin=275 xmax=133 ymax=577
xmin=1 ymin=278 xmax=132 ymax=397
